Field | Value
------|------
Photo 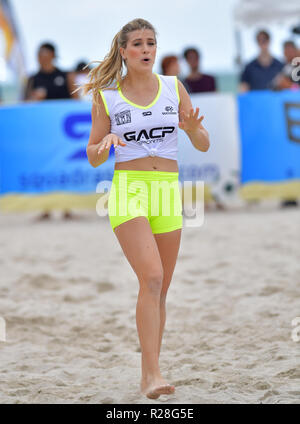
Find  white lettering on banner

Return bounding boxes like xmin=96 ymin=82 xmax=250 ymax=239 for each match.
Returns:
xmin=0 ymin=317 xmax=6 ymax=342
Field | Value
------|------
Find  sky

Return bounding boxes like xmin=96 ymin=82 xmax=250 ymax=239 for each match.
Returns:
xmin=1 ymin=0 xmax=298 ymax=79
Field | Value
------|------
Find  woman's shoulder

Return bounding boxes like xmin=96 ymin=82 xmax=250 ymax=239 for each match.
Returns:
xmin=157 ymin=73 xmax=178 ymax=89
xmin=99 ymin=86 xmax=118 ymax=92
xmin=99 ymin=79 xmax=120 ymax=92
xmin=157 ymin=73 xmax=179 ymax=93
xmin=157 ymin=73 xmax=176 ymax=81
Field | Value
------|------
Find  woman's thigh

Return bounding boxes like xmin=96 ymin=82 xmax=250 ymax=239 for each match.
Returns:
xmin=154 ymin=229 xmax=182 ymax=296
xmin=114 ymin=216 xmax=164 ymax=285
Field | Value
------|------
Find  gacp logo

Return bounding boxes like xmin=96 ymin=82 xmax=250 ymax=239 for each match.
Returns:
xmin=63 ymin=113 xmax=115 ymax=160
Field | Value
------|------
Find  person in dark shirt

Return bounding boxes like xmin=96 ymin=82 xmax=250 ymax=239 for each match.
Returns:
xmin=183 ymin=47 xmax=216 ymax=93
xmin=239 ymin=30 xmax=284 ymax=92
xmin=24 ymin=42 xmax=79 ymax=221
xmin=24 ymin=42 xmax=78 ymax=101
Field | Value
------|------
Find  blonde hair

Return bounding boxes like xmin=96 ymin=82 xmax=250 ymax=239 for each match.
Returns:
xmin=78 ymin=18 xmax=157 ymax=110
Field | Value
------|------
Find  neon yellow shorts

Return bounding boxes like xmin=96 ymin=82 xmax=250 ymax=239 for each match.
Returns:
xmin=108 ymin=170 xmax=183 ymax=234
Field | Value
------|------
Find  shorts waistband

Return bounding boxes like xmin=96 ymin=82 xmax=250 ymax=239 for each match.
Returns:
xmin=113 ymin=170 xmax=179 ymax=181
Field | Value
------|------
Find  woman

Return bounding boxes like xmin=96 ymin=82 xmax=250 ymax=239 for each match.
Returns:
xmin=83 ymin=18 xmax=209 ymax=399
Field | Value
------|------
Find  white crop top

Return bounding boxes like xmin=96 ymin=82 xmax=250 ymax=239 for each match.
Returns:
xmin=99 ymin=73 xmax=180 ymax=163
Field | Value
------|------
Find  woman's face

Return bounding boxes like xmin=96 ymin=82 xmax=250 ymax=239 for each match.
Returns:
xmin=120 ymin=29 xmax=157 ymax=72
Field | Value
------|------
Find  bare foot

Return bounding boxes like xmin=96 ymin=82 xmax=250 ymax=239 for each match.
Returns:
xmin=140 ymin=377 xmax=175 ymax=399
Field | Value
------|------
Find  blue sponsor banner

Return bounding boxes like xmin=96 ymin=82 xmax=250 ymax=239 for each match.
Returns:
xmin=0 ymin=100 xmax=114 ymax=194
xmin=2 ymin=92 xmax=299 ymax=197
xmin=238 ymin=90 xmax=300 ymax=183
xmin=0 ymin=98 xmax=224 ymax=195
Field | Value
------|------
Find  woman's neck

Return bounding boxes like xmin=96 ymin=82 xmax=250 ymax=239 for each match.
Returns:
xmin=122 ymin=70 xmax=155 ymax=89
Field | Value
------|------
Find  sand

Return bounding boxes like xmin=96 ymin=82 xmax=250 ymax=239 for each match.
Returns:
xmin=0 ymin=202 xmax=300 ymax=404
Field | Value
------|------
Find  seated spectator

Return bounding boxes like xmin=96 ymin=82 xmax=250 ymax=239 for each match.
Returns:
xmin=183 ymin=47 xmax=216 ymax=93
xmin=239 ymin=30 xmax=284 ymax=92
xmin=272 ymin=40 xmax=300 ymax=90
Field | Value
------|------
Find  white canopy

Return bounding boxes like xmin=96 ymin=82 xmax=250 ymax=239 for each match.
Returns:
xmin=234 ymin=0 xmax=300 ymax=27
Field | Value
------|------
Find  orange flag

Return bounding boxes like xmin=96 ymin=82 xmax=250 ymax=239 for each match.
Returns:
xmin=0 ymin=0 xmax=26 ymax=82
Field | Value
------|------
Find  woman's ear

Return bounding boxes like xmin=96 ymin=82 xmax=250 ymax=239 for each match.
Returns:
xmin=119 ymin=47 xmax=125 ymax=61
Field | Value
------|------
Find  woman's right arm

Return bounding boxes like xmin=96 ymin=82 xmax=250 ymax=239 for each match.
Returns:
xmin=86 ymin=94 xmax=126 ymax=168
xmin=86 ymin=97 xmax=111 ymax=168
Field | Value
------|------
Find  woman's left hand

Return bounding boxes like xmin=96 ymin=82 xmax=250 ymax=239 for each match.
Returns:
xmin=178 ymin=107 xmax=204 ymax=134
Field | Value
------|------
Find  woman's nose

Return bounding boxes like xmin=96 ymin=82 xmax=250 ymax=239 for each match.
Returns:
xmin=143 ymin=44 xmax=150 ymax=53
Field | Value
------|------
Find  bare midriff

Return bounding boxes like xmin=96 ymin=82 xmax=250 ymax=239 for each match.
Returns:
xmin=114 ymin=156 xmax=179 ymax=172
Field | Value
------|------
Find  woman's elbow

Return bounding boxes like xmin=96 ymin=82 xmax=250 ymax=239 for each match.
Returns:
xmin=202 ymin=140 xmax=210 ymax=152
xmin=86 ymin=147 xmax=96 ymax=167
xmin=201 ymin=132 xmax=210 ymax=152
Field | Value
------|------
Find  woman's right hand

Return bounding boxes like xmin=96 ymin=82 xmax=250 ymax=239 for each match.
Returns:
xmin=97 ymin=133 xmax=126 ymax=155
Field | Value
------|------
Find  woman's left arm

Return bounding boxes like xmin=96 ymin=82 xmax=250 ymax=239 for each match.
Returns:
xmin=177 ymin=79 xmax=210 ymax=152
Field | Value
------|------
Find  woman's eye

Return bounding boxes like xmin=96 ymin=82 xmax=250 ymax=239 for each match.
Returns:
xmin=133 ymin=42 xmax=155 ymax=46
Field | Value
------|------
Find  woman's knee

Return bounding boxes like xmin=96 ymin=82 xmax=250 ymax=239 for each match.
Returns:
xmin=139 ymin=271 xmax=164 ymax=296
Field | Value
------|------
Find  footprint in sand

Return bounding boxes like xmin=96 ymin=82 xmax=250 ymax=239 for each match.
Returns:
xmin=96 ymin=282 xmax=115 ymax=293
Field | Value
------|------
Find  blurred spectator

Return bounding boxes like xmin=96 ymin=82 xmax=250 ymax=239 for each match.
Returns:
xmin=272 ymin=41 xmax=300 ymax=90
xmin=24 ymin=42 xmax=79 ymax=221
xmin=160 ymin=54 xmax=189 ymax=91
xmin=161 ymin=55 xmax=180 ymax=76
xmin=239 ymin=30 xmax=284 ymax=92
xmin=181 ymin=49 xmax=224 ymax=210
xmin=74 ymin=61 xmax=92 ymax=100
xmin=24 ymin=42 xmax=78 ymax=101
xmin=183 ymin=47 xmax=216 ymax=93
